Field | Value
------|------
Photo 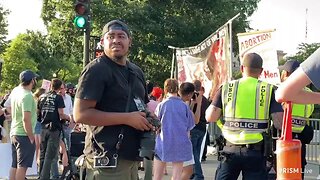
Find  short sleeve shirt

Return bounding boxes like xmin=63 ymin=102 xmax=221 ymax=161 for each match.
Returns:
xmin=301 ymin=47 xmax=320 ymax=90
xmin=10 ymin=86 xmax=37 ymax=136
xmin=76 ymin=54 xmax=149 ymax=160
xmin=38 ymin=91 xmax=65 ymax=123
xmin=155 ymin=96 xmax=195 ymax=162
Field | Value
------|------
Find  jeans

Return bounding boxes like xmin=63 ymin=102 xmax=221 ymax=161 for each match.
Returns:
xmin=215 ymin=147 xmax=267 ymax=180
xmin=190 ymin=128 xmax=206 ymax=180
xmin=51 ymin=127 xmax=73 ymax=178
xmin=39 ymin=128 xmax=60 ymax=180
xmin=51 ymin=151 xmax=60 ymax=179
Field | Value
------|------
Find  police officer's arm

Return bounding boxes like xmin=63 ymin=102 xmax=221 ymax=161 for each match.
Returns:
xmin=74 ymin=98 xmax=152 ymax=131
xmin=271 ymin=112 xmax=283 ymax=130
xmin=206 ymin=87 xmax=222 ymax=122
xmin=270 ymin=88 xmax=284 ymax=130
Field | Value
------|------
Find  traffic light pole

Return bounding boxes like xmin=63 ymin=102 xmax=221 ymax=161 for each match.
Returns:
xmin=83 ymin=26 xmax=90 ymax=67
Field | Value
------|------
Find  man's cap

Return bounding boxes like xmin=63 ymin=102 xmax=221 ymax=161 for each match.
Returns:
xmin=19 ymin=70 xmax=39 ymax=83
xmin=102 ymin=20 xmax=131 ymax=37
xmin=278 ymin=60 xmax=300 ymax=73
xmin=242 ymin=53 xmax=263 ymax=69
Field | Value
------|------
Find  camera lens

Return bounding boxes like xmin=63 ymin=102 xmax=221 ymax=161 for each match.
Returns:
xmin=100 ymin=157 xmax=109 ymax=165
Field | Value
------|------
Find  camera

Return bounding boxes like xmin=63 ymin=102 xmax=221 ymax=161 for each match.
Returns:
xmin=192 ymin=92 xmax=199 ymax=100
xmin=93 ymin=155 xmax=117 ymax=168
xmin=61 ymin=118 xmax=70 ymax=127
xmin=139 ymin=111 xmax=161 ymax=160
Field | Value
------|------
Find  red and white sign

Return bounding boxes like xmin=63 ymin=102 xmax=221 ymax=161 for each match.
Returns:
xmin=237 ymin=29 xmax=281 ymax=85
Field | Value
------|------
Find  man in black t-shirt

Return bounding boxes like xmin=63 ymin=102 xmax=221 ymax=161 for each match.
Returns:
xmin=38 ymin=78 xmax=69 ymax=180
xmin=74 ymin=19 xmax=153 ymax=180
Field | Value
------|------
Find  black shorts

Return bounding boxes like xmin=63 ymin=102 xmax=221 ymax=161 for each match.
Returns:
xmin=11 ymin=135 xmax=36 ymax=168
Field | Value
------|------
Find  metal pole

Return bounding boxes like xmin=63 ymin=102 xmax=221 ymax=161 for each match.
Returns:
xmin=170 ymin=49 xmax=175 ymax=78
xmin=227 ymin=13 xmax=240 ymax=81
xmin=83 ymin=1 xmax=91 ymax=68
xmin=228 ymin=22 xmax=233 ymax=81
xmin=83 ymin=27 xmax=90 ymax=68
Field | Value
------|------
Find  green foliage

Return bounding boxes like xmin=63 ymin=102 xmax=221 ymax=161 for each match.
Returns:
xmin=287 ymin=43 xmax=320 ymax=63
xmin=1 ymin=0 xmax=261 ymax=91
xmin=40 ymin=0 xmax=260 ymax=85
xmin=1 ymin=31 xmax=82 ymax=90
xmin=0 ymin=5 xmax=9 ymax=53
xmin=1 ymin=34 xmax=38 ymax=90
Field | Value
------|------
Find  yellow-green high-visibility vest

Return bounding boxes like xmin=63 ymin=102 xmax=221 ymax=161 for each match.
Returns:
xmin=221 ymin=77 xmax=273 ymax=145
xmin=292 ymin=87 xmax=314 ymax=133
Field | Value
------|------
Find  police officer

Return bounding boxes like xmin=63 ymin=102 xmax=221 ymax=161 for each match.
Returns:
xmin=206 ymin=53 xmax=283 ymax=180
xmin=279 ymin=60 xmax=314 ymax=179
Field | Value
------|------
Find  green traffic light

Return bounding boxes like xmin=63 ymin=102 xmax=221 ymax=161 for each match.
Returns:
xmin=74 ymin=16 xmax=86 ymax=29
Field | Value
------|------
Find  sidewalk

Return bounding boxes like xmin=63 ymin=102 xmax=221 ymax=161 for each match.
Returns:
xmin=138 ymin=152 xmax=320 ymax=180
xmin=23 ymin=149 xmax=319 ymax=180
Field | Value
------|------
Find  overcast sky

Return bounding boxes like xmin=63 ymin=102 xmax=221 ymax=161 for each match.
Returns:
xmin=2 ymin=0 xmax=320 ymax=56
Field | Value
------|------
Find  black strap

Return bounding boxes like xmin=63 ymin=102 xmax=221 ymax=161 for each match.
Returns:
xmin=125 ymin=69 xmax=134 ymax=112
xmin=115 ymin=68 xmax=136 ymax=153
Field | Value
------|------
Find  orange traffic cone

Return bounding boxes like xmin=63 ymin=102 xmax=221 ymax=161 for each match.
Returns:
xmin=276 ymin=102 xmax=302 ymax=180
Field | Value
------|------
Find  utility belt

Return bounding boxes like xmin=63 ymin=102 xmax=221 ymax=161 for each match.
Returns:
xmin=224 ymin=140 xmax=263 ymax=151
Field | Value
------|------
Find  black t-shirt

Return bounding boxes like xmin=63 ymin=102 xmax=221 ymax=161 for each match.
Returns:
xmin=192 ymin=96 xmax=210 ymax=132
xmin=38 ymin=91 xmax=65 ymax=130
xmin=211 ymin=85 xmax=283 ymax=117
xmin=76 ymin=54 xmax=149 ymax=161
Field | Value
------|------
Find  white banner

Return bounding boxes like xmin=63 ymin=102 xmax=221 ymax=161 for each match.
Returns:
xmin=237 ymin=29 xmax=280 ymax=85
xmin=176 ymin=25 xmax=231 ymax=97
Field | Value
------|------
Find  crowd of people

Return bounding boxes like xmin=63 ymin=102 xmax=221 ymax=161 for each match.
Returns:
xmin=0 ymin=73 xmax=77 ymax=180
xmin=1 ymin=18 xmax=319 ymax=180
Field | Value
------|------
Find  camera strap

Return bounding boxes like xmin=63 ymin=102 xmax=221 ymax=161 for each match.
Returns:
xmin=90 ymin=65 xmax=136 ymax=159
xmin=113 ymin=68 xmax=135 ymax=159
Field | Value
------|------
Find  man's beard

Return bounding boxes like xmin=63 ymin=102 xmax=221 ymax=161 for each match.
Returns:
xmin=32 ymin=82 xmax=37 ymax=90
xmin=113 ymin=55 xmax=124 ymax=62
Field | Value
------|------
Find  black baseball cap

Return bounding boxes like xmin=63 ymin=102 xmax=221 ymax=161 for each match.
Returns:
xmin=102 ymin=20 xmax=131 ymax=38
xmin=242 ymin=53 xmax=263 ymax=69
xmin=19 ymin=70 xmax=39 ymax=83
xmin=278 ymin=60 xmax=300 ymax=73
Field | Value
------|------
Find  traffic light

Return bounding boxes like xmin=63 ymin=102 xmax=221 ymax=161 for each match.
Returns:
xmin=74 ymin=0 xmax=90 ymax=29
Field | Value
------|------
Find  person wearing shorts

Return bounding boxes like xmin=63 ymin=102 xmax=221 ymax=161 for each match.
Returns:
xmin=9 ymin=70 xmax=38 ymax=180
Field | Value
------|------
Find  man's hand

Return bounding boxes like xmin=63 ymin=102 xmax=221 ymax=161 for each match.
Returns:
xmin=28 ymin=134 xmax=35 ymax=144
xmin=127 ymin=111 xmax=153 ymax=131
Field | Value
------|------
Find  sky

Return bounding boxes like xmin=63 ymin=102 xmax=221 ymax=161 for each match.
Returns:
xmin=1 ymin=0 xmax=320 ymax=56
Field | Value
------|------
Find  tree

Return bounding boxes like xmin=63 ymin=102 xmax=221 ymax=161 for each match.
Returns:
xmin=1 ymin=33 xmax=38 ymax=90
xmin=1 ymin=31 xmax=82 ymax=90
xmin=0 ymin=5 xmax=9 ymax=53
xmin=40 ymin=0 xmax=260 ymax=85
xmin=287 ymin=43 xmax=320 ymax=63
